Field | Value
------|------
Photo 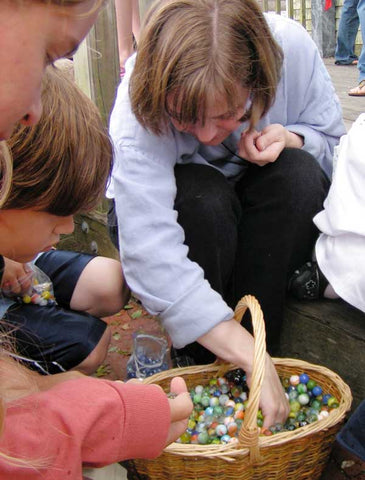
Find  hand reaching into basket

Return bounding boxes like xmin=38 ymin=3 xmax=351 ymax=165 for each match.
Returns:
xmin=165 ymin=376 xmax=193 ymax=446
xmin=252 ymin=354 xmax=290 ymax=428
xmin=198 ymin=317 xmax=290 ymax=428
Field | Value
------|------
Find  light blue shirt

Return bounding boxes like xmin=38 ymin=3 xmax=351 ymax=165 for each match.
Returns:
xmin=108 ymin=14 xmax=346 ymax=348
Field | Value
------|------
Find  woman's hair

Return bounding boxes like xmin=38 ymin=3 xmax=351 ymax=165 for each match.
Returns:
xmin=3 ymin=65 xmax=112 ymax=216
xmin=130 ymin=0 xmax=284 ymax=135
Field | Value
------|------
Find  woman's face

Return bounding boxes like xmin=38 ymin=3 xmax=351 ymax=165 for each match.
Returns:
xmin=167 ymin=87 xmax=251 ymax=146
xmin=0 ymin=209 xmax=74 ymax=263
xmin=0 ymin=1 xmax=99 ymax=140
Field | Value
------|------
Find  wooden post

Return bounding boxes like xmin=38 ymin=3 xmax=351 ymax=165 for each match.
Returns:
xmin=73 ymin=2 xmax=119 ymax=126
xmin=67 ymin=2 xmax=120 ymax=259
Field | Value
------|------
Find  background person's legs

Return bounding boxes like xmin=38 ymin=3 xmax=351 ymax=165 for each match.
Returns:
xmin=335 ymin=0 xmax=359 ymax=64
xmin=115 ymin=0 xmax=140 ymax=73
xmin=357 ymin=0 xmax=365 ymax=81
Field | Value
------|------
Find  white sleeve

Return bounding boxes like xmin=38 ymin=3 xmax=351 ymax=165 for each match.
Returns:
xmin=314 ymin=114 xmax=365 ymax=312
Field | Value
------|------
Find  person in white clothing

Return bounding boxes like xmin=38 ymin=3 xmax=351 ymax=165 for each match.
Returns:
xmin=107 ymin=0 xmax=345 ymax=427
xmin=289 ymin=113 xmax=365 ymax=313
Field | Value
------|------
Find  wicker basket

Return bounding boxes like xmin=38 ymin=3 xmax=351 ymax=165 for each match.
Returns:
xmin=124 ymin=295 xmax=352 ymax=480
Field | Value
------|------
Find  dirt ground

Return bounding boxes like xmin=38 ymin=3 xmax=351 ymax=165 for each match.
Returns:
xmin=97 ymin=296 xmax=170 ymax=381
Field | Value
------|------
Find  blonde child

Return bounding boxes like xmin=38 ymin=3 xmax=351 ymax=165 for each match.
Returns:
xmin=0 ymin=66 xmax=192 ymax=478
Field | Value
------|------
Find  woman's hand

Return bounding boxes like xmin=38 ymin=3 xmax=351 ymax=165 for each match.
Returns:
xmin=198 ymin=320 xmax=289 ymax=427
xmin=246 ymin=354 xmax=290 ymax=428
xmin=238 ymin=124 xmax=304 ymax=166
xmin=165 ymin=376 xmax=193 ymax=446
xmin=1 ymin=257 xmax=32 ymax=295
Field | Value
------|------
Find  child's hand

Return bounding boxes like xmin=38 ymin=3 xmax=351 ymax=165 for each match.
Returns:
xmin=1 ymin=257 xmax=33 ymax=295
xmin=165 ymin=376 xmax=193 ymax=446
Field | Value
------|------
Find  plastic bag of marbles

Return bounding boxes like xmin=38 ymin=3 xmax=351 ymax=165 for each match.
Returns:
xmin=3 ymin=262 xmax=57 ymax=307
xmin=126 ymin=333 xmax=170 ymax=379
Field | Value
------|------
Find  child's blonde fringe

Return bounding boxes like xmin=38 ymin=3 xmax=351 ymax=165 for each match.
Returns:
xmin=0 ymin=450 xmax=49 ymax=470
xmin=0 ymin=142 xmax=12 ymax=208
xmin=0 ymin=349 xmax=49 ymax=470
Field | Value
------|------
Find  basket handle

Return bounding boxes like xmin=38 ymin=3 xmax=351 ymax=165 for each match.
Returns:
xmin=233 ymin=295 xmax=266 ymax=464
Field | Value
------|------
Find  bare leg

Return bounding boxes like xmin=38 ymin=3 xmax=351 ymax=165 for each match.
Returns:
xmin=132 ymin=0 xmax=141 ymax=43
xmin=115 ymin=0 xmax=140 ymax=69
xmin=72 ymin=327 xmax=112 ymax=375
xmin=69 ymin=256 xmax=130 ymax=317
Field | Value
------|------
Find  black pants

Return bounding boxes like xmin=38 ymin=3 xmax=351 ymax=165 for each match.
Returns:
xmin=2 ymin=251 xmax=107 ymax=374
xmin=109 ymin=148 xmax=330 ymax=361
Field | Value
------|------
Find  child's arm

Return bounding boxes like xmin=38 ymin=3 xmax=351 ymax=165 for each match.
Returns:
xmin=0 ymin=376 xmax=192 ymax=479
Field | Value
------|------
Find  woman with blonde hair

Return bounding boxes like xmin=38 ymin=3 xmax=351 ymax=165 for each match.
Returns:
xmin=0 ymin=65 xmax=192 ymax=478
xmin=107 ymin=0 xmax=346 ymax=427
xmin=0 ymin=0 xmax=105 ymax=205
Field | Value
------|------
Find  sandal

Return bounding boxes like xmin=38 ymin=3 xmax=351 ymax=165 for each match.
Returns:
xmin=348 ymin=79 xmax=365 ymax=96
xmin=288 ymin=261 xmax=328 ymax=300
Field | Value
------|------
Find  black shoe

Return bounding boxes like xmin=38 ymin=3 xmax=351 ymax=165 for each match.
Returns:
xmin=288 ymin=261 xmax=328 ymax=300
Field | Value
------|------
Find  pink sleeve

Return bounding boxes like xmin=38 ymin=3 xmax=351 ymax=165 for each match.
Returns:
xmin=0 ymin=377 xmax=170 ymax=478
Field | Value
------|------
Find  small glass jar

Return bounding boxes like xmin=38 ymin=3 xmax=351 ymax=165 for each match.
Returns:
xmin=126 ymin=333 xmax=170 ymax=379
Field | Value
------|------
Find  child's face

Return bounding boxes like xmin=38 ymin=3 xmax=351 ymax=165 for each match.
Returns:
xmin=0 ymin=209 xmax=74 ymax=263
xmin=0 ymin=1 xmax=99 ymax=140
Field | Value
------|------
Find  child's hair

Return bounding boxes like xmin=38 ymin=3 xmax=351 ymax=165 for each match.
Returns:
xmin=130 ymin=0 xmax=284 ymax=136
xmin=3 ymin=65 xmax=112 ymax=216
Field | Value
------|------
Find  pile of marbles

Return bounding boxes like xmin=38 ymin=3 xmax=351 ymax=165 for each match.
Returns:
xmin=176 ymin=369 xmax=339 ymax=445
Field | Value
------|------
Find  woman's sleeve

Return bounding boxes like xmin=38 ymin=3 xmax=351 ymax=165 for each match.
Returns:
xmin=266 ymin=14 xmax=346 ymax=178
